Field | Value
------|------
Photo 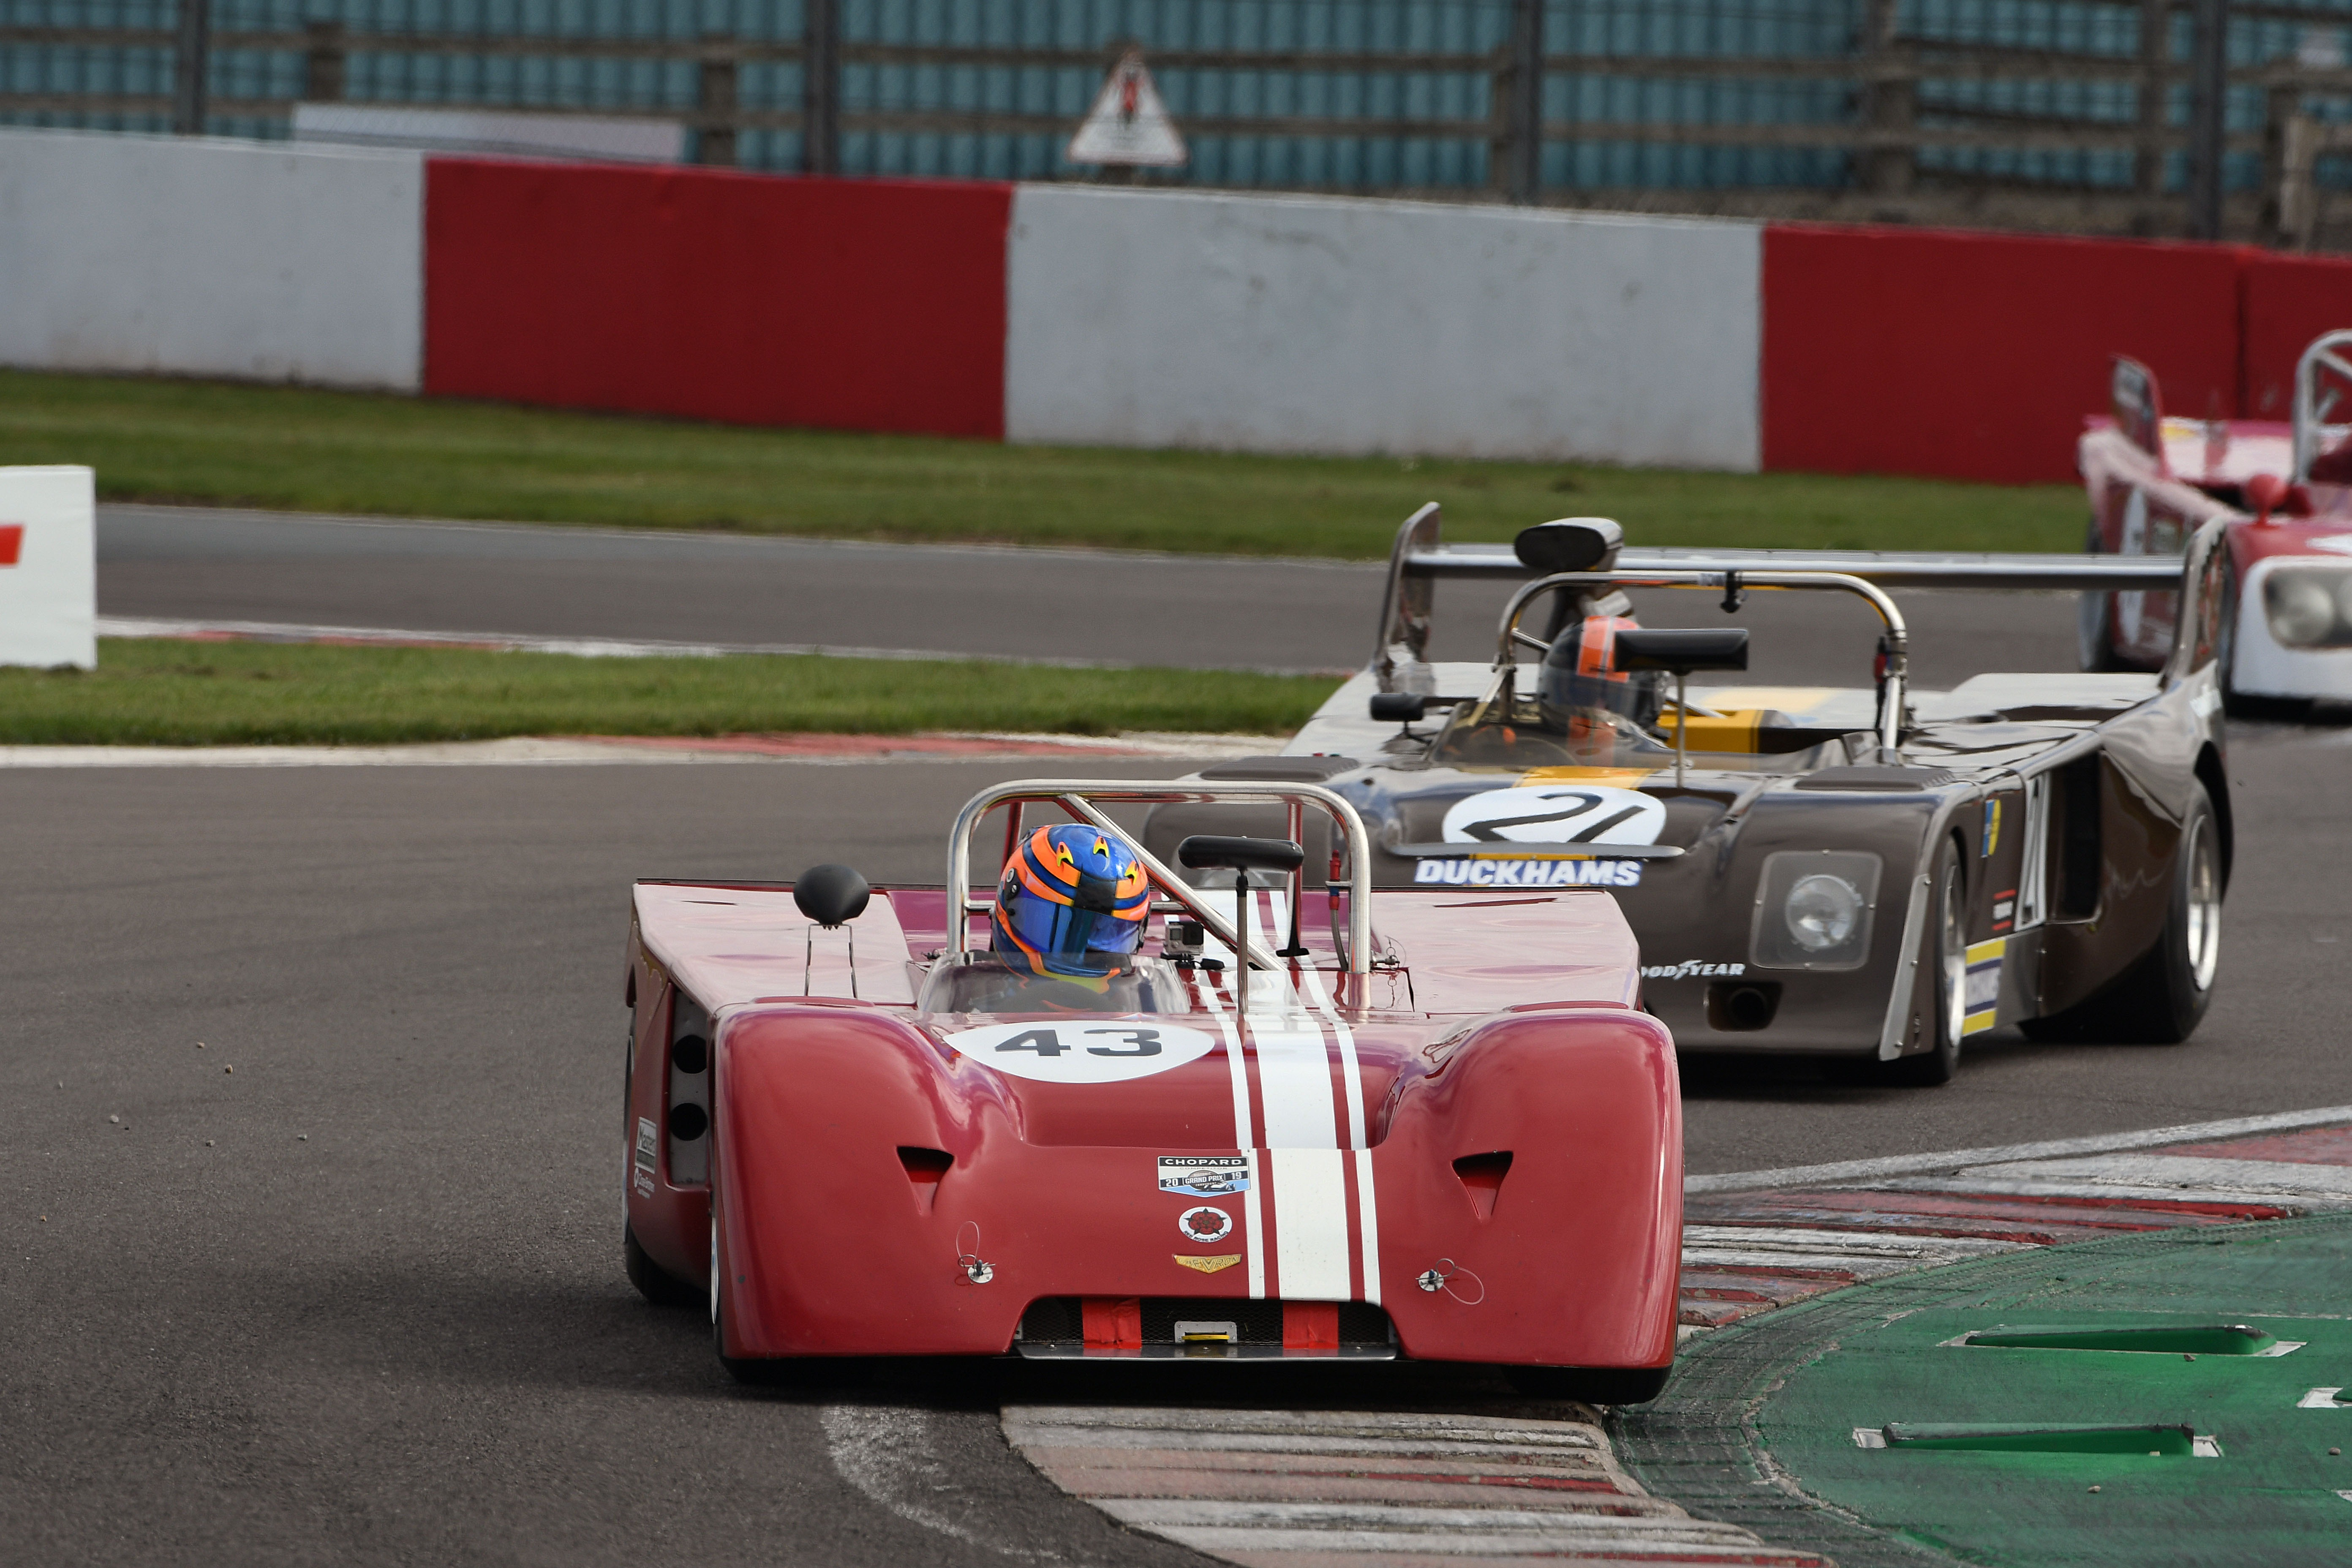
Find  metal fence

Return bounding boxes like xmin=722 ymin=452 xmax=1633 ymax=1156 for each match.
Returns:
xmin=10 ymin=0 xmax=2352 ymax=242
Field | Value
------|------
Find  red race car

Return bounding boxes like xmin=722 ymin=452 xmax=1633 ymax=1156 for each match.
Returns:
xmin=2082 ymin=329 xmax=2352 ymax=711
xmin=619 ymin=778 xmax=1682 ymax=1401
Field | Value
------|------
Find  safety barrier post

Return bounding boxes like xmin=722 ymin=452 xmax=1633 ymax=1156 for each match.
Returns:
xmin=803 ymin=0 xmax=839 ymax=175
xmin=171 ymin=0 xmax=209 ymax=134
xmin=2187 ymin=0 xmax=2229 ymax=240
xmin=699 ymin=33 xmax=739 ymax=167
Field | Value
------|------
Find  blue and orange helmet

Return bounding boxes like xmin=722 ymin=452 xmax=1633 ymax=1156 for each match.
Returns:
xmin=992 ymin=824 xmax=1152 ymax=976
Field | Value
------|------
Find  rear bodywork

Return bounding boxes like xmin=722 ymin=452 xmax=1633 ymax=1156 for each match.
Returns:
xmin=2082 ymin=332 xmax=2352 ymax=702
xmin=622 ymin=781 xmax=1681 ymax=1372
xmin=1144 ymin=509 xmax=2230 ymax=1063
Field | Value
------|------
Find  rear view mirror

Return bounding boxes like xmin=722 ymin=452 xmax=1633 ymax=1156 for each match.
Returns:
xmin=1176 ymin=836 xmax=1307 ymax=874
xmin=1369 ymin=692 xmax=1429 ymax=723
xmin=1514 ymin=517 xmax=1623 ymax=574
xmin=1613 ymin=628 xmax=1750 ymax=674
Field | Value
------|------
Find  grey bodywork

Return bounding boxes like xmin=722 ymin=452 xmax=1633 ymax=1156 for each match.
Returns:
xmin=1146 ymin=507 xmax=2231 ymax=1063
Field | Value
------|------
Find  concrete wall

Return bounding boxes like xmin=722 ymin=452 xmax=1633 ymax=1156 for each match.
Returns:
xmin=0 ymin=128 xmax=422 ymax=389
xmin=1003 ymin=186 xmax=1763 ymax=470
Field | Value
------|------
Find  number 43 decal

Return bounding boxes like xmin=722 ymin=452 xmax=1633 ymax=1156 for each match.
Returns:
xmin=943 ymin=1018 xmax=1217 ymax=1082
xmin=994 ymin=1026 xmax=1163 ymax=1058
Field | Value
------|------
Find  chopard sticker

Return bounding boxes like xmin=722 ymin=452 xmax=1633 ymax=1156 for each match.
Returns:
xmin=1962 ymin=938 xmax=2005 ymax=1036
xmin=1160 ymin=1155 xmax=1250 ymax=1196
xmin=1442 ymin=784 xmax=1666 ymax=848
xmin=1416 ymin=858 xmax=1643 ymax=888
xmin=1641 ymin=960 xmax=1745 ymax=980
xmin=1178 ymin=1206 xmax=1233 ymax=1244
xmin=941 ymin=1018 xmax=1217 ymax=1084
xmin=1174 ymin=1254 xmax=1241 ymax=1274
xmin=2307 ymin=535 xmax=2352 ymax=556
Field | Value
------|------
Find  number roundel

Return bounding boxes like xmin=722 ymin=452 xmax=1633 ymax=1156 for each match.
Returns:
xmin=939 ymin=1018 xmax=1220 ymax=1083
xmin=1440 ymin=784 xmax=1666 ymax=847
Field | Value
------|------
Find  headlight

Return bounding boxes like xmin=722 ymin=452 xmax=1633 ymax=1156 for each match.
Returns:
xmin=2266 ymin=572 xmax=2339 ymax=647
xmin=1786 ymin=873 xmax=1863 ymax=951
xmin=1750 ymin=850 xmax=1883 ymax=971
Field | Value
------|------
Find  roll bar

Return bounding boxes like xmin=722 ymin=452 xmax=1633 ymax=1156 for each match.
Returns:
xmin=2292 ymin=328 xmax=2352 ymax=483
xmin=946 ymin=780 xmax=1375 ymax=975
xmin=1491 ymin=570 xmax=1911 ymax=751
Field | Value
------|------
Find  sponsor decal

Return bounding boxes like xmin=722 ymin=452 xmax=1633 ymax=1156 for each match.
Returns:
xmin=2308 ymin=534 xmax=2352 ymax=557
xmin=1982 ymin=798 xmax=2002 ymax=856
xmin=941 ymin=1018 xmax=1217 ymax=1083
xmin=1173 ymin=1254 xmax=1241 ymax=1274
xmin=1991 ymin=889 xmax=2017 ymax=933
xmin=1640 ymin=960 xmax=1745 ymax=980
xmin=1962 ymin=937 xmax=2006 ymax=1036
xmin=633 ymin=1116 xmax=659 ymax=1196
xmin=1159 ymin=1155 xmax=1249 ymax=1197
xmin=1414 ymin=857 xmax=1644 ymax=888
xmin=1179 ymin=1206 xmax=1234 ymax=1243
xmin=1441 ymin=784 xmax=1666 ymax=848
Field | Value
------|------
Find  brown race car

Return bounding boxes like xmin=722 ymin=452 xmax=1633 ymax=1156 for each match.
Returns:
xmin=1146 ymin=511 xmax=2228 ymax=1084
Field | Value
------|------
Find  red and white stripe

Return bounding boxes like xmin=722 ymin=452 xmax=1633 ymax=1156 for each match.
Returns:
xmin=1195 ymin=889 xmax=1380 ymax=1306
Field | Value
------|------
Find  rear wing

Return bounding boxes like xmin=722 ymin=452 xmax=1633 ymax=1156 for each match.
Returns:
xmin=1375 ymin=503 xmax=2216 ymax=694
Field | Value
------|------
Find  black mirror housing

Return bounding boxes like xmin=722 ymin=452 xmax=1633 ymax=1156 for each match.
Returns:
xmin=793 ymin=863 xmax=872 ymax=926
xmin=1176 ymin=835 xmax=1307 ymax=874
xmin=1612 ymin=627 xmax=1750 ymax=674
xmin=1368 ymin=692 xmax=1428 ymax=723
xmin=1513 ymin=517 xmax=1624 ymax=574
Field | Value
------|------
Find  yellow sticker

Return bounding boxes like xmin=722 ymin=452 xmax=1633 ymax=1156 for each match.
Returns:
xmin=1962 ymin=937 xmax=2006 ymax=1036
xmin=1516 ymin=767 xmax=1658 ymax=787
xmin=1174 ymin=1254 xmax=1241 ymax=1274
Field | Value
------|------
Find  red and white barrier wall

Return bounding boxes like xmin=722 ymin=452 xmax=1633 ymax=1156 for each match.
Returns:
xmin=8 ymin=124 xmax=2352 ymax=483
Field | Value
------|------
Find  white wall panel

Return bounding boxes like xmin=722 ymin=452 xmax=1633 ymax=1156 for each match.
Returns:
xmin=0 ymin=466 xmax=95 ymax=669
xmin=1005 ymin=186 xmax=1761 ymax=471
xmin=0 ymin=128 xmax=423 ymax=390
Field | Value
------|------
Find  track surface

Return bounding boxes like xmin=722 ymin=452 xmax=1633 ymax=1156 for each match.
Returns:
xmin=8 ymin=725 xmax=2351 ymax=1562
xmin=97 ymin=504 xmax=2079 ymax=682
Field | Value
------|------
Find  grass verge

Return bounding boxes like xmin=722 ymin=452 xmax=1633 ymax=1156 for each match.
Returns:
xmin=0 ymin=640 xmax=1339 ymax=746
xmin=0 ymin=369 xmax=2087 ymax=557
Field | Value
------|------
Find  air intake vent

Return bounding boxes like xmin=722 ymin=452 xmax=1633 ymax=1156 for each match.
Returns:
xmin=1452 ymin=1151 xmax=1514 ymax=1220
xmin=897 ymin=1147 xmax=953 ymax=1212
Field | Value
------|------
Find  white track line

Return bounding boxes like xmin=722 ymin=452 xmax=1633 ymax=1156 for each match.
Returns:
xmin=1686 ymin=1103 xmax=2352 ymax=1195
xmin=98 ymin=613 xmax=1133 ymax=668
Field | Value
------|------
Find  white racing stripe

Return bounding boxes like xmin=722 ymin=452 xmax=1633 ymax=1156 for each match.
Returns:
xmin=1195 ymin=982 xmax=1268 ymax=1298
xmin=1269 ymin=1148 xmax=1353 ymax=1300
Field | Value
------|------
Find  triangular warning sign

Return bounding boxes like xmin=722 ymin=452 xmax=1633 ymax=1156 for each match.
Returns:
xmin=1067 ymin=49 xmax=1187 ymax=167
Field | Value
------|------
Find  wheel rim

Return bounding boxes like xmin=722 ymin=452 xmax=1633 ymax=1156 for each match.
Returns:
xmin=2184 ymin=816 xmax=2222 ymax=994
xmin=1938 ymin=864 xmax=1968 ymax=1048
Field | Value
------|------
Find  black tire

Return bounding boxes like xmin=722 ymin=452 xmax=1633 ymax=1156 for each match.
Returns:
xmin=625 ymin=1221 xmax=703 ymax=1308
xmin=1874 ymin=835 xmax=1968 ymax=1086
xmin=1504 ymin=1364 xmax=1672 ymax=1405
xmin=2077 ymin=516 xmax=2122 ymax=672
xmin=2020 ymin=784 xmax=2221 ymax=1045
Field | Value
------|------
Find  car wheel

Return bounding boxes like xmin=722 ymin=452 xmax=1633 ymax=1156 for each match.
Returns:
xmin=2021 ymin=784 xmax=2221 ymax=1044
xmin=2077 ymin=517 xmax=2121 ymax=672
xmin=1504 ymin=1364 xmax=1671 ymax=1405
xmin=1876 ymin=836 xmax=1967 ymax=1086
xmin=624 ymin=1221 xmax=702 ymax=1309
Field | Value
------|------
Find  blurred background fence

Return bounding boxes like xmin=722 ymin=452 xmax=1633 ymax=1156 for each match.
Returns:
xmin=11 ymin=0 xmax=2352 ymax=245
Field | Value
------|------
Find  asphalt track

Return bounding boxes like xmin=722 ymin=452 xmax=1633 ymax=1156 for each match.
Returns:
xmin=97 ymin=504 xmax=2080 ymax=682
xmin=9 ymin=723 xmax=2351 ymax=1563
